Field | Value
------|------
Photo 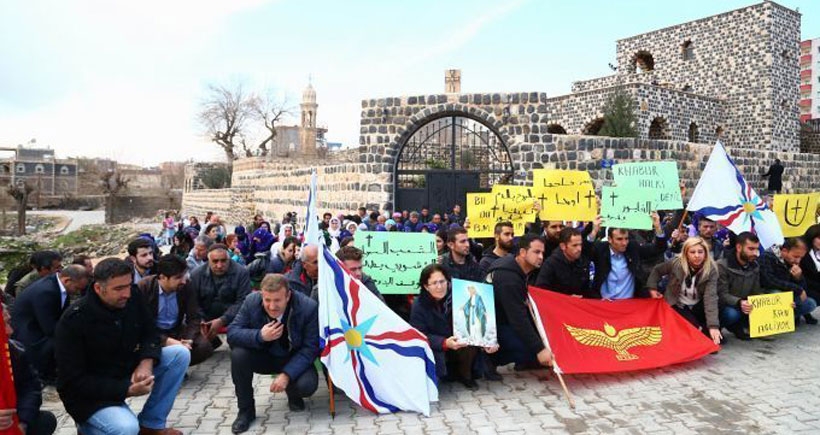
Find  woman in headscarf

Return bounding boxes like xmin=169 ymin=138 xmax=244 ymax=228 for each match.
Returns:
xmin=250 ymin=225 xmax=275 ymax=259
xmin=340 ymin=220 xmax=358 ymax=241
xmin=270 ymin=223 xmax=294 ymax=255
xmin=233 ymin=225 xmax=251 ymax=263
xmin=327 ymin=217 xmax=342 ymax=253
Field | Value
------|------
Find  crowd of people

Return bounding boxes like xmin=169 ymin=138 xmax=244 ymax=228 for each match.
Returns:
xmin=1 ymin=198 xmax=819 ymax=435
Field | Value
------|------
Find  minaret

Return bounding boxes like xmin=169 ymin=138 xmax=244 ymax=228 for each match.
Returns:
xmin=300 ymin=81 xmax=318 ymax=156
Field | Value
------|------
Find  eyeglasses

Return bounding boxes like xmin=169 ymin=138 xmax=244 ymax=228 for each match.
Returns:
xmin=427 ymin=279 xmax=448 ymax=287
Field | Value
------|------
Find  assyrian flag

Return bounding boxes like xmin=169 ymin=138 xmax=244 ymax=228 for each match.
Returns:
xmin=318 ymin=245 xmax=438 ymax=416
xmin=303 ymin=169 xmax=322 ymax=246
xmin=687 ymin=142 xmax=784 ymax=249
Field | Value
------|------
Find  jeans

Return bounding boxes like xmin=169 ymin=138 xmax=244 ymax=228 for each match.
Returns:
xmin=230 ymin=346 xmax=318 ymax=413
xmin=720 ymin=306 xmax=745 ymax=328
xmin=797 ymin=297 xmax=818 ymax=317
xmin=78 ymin=345 xmax=190 ymax=435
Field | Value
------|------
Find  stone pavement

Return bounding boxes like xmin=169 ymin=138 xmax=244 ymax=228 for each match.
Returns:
xmin=44 ymin=323 xmax=820 ymax=435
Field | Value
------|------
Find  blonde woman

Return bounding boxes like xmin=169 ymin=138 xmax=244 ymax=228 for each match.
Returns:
xmin=646 ymin=237 xmax=722 ymax=344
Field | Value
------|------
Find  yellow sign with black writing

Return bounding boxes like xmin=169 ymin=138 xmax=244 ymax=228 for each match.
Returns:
xmin=773 ymin=193 xmax=819 ymax=237
xmin=531 ymin=169 xmax=598 ymax=222
xmin=465 ymin=186 xmax=538 ymax=239
xmin=748 ymin=292 xmax=795 ymax=338
xmin=466 ymin=192 xmax=497 ymax=238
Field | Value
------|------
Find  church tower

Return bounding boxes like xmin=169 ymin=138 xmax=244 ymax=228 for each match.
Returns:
xmin=300 ymin=82 xmax=318 ymax=156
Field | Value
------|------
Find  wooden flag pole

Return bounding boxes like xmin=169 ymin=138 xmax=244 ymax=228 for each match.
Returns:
xmin=551 ymin=358 xmax=575 ymax=410
xmin=676 ymin=209 xmax=689 ymax=232
xmin=527 ymin=301 xmax=576 ymax=410
xmin=327 ymin=373 xmax=336 ymax=419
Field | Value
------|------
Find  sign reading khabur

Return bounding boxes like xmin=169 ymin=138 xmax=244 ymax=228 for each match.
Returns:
xmin=532 ymin=169 xmax=598 ymax=222
xmin=748 ymin=292 xmax=795 ymax=338
xmin=600 ymin=186 xmax=653 ymax=230
xmin=356 ymin=232 xmax=437 ymax=295
xmin=612 ymin=161 xmax=683 ymax=210
xmin=773 ymin=193 xmax=819 ymax=237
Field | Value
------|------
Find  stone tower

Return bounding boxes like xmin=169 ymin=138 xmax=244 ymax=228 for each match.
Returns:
xmin=300 ymin=82 xmax=318 ymax=156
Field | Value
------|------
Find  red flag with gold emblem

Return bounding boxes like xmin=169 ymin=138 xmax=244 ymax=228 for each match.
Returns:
xmin=528 ymin=287 xmax=719 ymax=374
xmin=0 ymin=306 xmax=22 ymax=435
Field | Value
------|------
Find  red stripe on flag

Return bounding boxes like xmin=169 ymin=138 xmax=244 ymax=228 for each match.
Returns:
xmin=350 ymin=279 xmax=362 ymax=324
xmin=351 ymin=352 xmax=378 ymax=413
xmin=366 ymin=329 xmax=428 ymax=343
xmin=320 ymin=337 xmax=346 ymax=357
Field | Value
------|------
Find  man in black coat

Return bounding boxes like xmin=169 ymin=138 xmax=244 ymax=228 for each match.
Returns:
xmin=1 ymin=303 xmax=57 ymax=435
xmin=189 ymin=244 xmax=252 ymax=344
xmin=762 ymin=158 xmax=784 ymax=194
xmin=535 ymin=227 xmax=597 ymax=298
xmin=440 ymin=227 xmax=483 ymax=282
xmin=56 ymin=258 xmax=188 ymax=435
xmin=227 ymin=274 xmax=319 ymax=434
xmin=11 ymin=264 xmax=88 ymax=383
xmin=478 ymin=222 xmax=514 ymax=278
xmin=587 ymin=213 xmax=668 ymax=300
xmin=137 ymin=255 xmax=214 ymax=366
xmin=486 ymin=234 xmax=552 ymax=368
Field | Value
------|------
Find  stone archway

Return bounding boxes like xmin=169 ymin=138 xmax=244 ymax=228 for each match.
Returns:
xmin=391 ymin=109 xmax=513 ymax=214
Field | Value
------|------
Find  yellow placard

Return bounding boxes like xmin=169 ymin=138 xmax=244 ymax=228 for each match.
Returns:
xmin=531 ymin=169 xmax=598 ymax=222
xmin=748 ymin=292 xmax=795 ymax=338
xmin=466 ymin=193 xmax=496 ymax=238
xmin=466 ymin=187 xmax=538 ymax=238
xmin=773 ymin=193 xmax=819 ymax=237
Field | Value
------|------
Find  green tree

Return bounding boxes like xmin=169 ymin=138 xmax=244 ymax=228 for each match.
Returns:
xmin=599 ymin=88 xmax=637 ymax=138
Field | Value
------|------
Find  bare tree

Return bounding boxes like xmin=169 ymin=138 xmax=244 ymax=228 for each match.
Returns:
xmin=199 ymin=82 xmax=291 ymax=179
xmin=101 ymin=171 xmax=130 ymax=224
xmin=7 ymin=182 xmax=33 ymax=235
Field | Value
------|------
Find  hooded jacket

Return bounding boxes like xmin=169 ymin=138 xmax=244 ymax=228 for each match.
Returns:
xmin=485 ymin=254 xmax=544 ymax=355
xmin=717 ymin=254 xmax=762 ymax=308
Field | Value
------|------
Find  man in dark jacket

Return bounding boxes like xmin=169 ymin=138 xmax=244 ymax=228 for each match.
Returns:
xmin=227 ymin=274 xmax=319 ymax=434
xmin=127 ymin=237 xmax=156 ymax=284
xmin=189 ymin=244 xmax=252 ymax=344
xmin=2 ymin=303 xmax=57 ymax=435
xmin=56 ymin=258 xmax=188 ymax=435
xmin=138 ymin=255 xmax=214 ymax=366
xmin=440 ymin=227 xmax=483 ymax=282
xmin=670 ymin=216 xmax=725 ymax=261
xmin=478 ymin=222 xmax=514 ymax=278
xmin=759 ymin=237 xmax=818 ymax=324
xmin=535 ymin=228 xmax=597 ymax=298
xmin=588 ymin=213 xmax=668 ymax=300
xmin=285 ymin=244 xmax=318 ymax=296
xmin=11 ymin=264 xmax=88 ymax=383
xmin=762 ymin=158 xmax=784 ymax=194
xmin=486 ymin=234 xmax=552 ymax=368
xmin=333 ymin=246 xmax=384 ymax=302
xmin=717 ymin=232 xmax=762 ymax=339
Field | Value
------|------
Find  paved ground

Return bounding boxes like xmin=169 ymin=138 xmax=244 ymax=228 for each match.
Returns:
xmin=42 ymin=319 xmax=820 ymax=435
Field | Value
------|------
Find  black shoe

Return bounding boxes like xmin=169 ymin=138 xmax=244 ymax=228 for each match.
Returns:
xmin=459 ymin=378 xmax=479 ymax=391
xmin=513 ymin=362 xmax=541 ymax=371
xmin=804 ymin=314 xmax=818 ymax=325
xmin=731 ymin=327 xmax=751 ymax=341
xmin=231 ymin=410 xmax=255 ymax=434
xmin=484 ymin=369 xmax=503 ymax=381
xmin=288 ymin=397 xmax=305 ymax=412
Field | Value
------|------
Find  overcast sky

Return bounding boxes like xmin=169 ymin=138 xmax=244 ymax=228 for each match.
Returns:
xmin=1 ymin=0 xmax=819 ymax=166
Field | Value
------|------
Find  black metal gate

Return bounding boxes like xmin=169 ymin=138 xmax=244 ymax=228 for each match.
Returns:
xmin=394 ymin=114 xmax=513 ymax=214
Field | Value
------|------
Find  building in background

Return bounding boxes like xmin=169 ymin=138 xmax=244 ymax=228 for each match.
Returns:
xmin=271 ymin=82 xmax=328 ymax=158
xmin=800 ymin=37 xmax=820 ymax=122
xmin=0 ymin=145 xmax=78 ymax=198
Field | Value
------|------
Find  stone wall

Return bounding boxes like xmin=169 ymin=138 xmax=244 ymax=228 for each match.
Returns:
xmin=613 ymin=1 xmax=800 ymax=152
xmin=181 ymin=188 xmax=255 ymax=225
xmin=108 ymin=193 xmax=182 ymax=225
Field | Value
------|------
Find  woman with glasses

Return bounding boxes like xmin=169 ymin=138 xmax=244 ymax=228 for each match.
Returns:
xmin=410 ymin=264 xmax=491 ymax=390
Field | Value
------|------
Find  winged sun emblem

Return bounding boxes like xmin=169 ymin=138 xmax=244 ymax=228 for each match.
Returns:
xmin=564 ymin=323 xmax=662 ymax=361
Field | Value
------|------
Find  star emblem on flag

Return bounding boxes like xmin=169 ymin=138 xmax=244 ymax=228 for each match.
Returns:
xmin=340 ymin=316 xmax=379 ymax=365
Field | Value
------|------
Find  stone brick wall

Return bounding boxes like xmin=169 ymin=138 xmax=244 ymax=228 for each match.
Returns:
xmin=613 ymin=1 xmax=800 ymax=152
xmin=108 ymin=193 xmax=182 ymax=225
xmin=181 ymin=188 xmax=255 ymax=225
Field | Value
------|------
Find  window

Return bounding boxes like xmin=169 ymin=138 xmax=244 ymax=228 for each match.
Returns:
xmin=688 ymin=122 xmax=699 ymax=143
xmin=34 ymin=164 xmax=45 ymax=174
xmin=682 ymin=40 xmax=694 ymax=61
xmin=546 ymin=124 xmax=567 ymax=134
xmin=60 ymin=165 xmax=69 ymax=175
xmin=631 ymin=51 xmax=655 ymax=72
xmin=16 ymin=164 xmax=25 ymax=173
xmin=648 ymin=117 xmax=670 ymax=140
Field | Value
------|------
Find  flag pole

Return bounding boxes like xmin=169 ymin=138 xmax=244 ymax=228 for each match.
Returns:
xmin=551 ymin=359 xmax=576 ymax=410
xmin=327 ymin=372 xmax=336 ymax=419
xmin=527 ymin=301 xmax=575 ymax=410
xmin=676 ymin=209 xmax=688 ymax=232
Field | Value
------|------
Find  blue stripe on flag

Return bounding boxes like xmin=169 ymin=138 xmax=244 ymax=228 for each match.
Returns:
xmin=695 ymin=205 xmax=737 ymax=217
xmin=355 ymin=352 xmax=401 ymax=413
xmin=323 ymin=248 xmax=351 ymax=324
xmin=368 ymin=342 xmax=438 ymax=384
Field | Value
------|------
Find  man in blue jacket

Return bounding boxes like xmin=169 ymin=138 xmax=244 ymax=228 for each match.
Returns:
xmin=227 ymin=273 xmax=319 ymax=434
